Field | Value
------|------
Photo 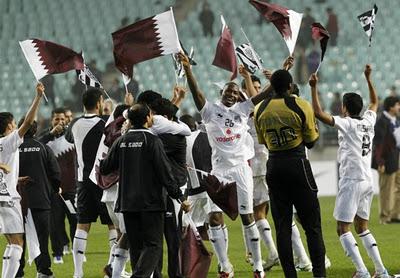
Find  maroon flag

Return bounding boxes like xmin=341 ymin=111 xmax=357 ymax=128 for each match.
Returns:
xmin=19 ymin=39 xmax=84 ymax=81
xmin=212 ymin=15 xmax=237 ymax=80
xmin=112 ymin=8 xmax=182 ymax=79
xmin=311 ymin=22 xmax=330 ymax=63
xmin=249 ymin=0 xmax=302 ymax=54
xmin=180 ymin=216 xmax=212 ymax=278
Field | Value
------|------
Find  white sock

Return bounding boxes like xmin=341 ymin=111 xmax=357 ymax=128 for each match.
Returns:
xmin=209 ymin=225 xmax=231 ymax=271
xmin=5 ymin=244 xmax=22 ymax=278
xmin=107 ymin=241 xmax=117 ymax=265
xmin=256 ymin=219 xmax=279 ymax=260
xmin=222 ymin=224 xmax=229 ymax=253
xmin=242 ymin=225 xmax=251 ymax=256
xmin=108 ymin=229 xmax=118 ymax=248
xmin=244 ymin=222 xmax=263 ymax=272
xmin=339 ymin=232 xmax=368 ymax=273
xmin=359 ymin=230 xmax=386 ymax=273
xmin=112 ymin=247 xmax=129 ymax=277
xmin=2 ymin=244 xmax=11 ymax=278
xmin=73 ymin=229 xmax=88 ymax=277
xmin=291 ymin=222 xmax=310 ymax=266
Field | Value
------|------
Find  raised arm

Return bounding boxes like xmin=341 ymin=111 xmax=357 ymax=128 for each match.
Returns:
xmin=251 ymin=84 xmax=273 ymax=106
xmin=178 ymin=52 xmax=206 ymax=111
xmin=18 ymin=83 xmax=44 ymax=138
xmin=239 ymin=65 xmax=257 ymax=98
xmin=309 ymin=74 xmax=334 ymax=126
xmin=364 ymin=64 xmax=378 ymax=112
xmin=171 ymin=85 xmax=187 ymax=108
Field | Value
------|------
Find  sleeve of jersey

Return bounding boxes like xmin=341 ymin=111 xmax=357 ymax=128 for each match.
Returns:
xmin=332 ymin=116 xmax=350 ymax=132
xmin=363 ymin=110 xmax=377 ymax=125
xmin=3 ymin=130 xmax=23 ymax=151
xmin=199 ymin=101 xmax=213 ymax=123
xmin=99 ymin=138 xmax=120 ymax=175
xmin=302 ymin=102 xmax=319 ymax=143
xmin=151 ymin=116 xmax=191 ymax=136
xmin=237 ymin=99 xmax=255 ymax=116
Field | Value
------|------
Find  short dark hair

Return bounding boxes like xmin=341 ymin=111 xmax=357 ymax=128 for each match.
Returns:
xmin=137 ymin=90 xmax=162 ymax=106
xmin=17 ymin=117 xmax=37 ymax=138
xmin=113 ymin=104 xmax=131 ymax=119
xmin=270 ymin=70 xmax=293 ymax=95
xmin=150 ymin=98 xmax=176 ymax=120
xmin=241 ymin=75 xmax=261 ymax=90
xmin=51 ymin=107 xmax=66 ymax=118
xmin=82 ymin=88 xmax=102 ymax=110
xmin=180 ymin=114 xmax=196 ymax=131
xmin=343 ymin=93 xmax=363 ymax=116
xmin=383 ymin=96 xmax=400 ymax=112
xmin=128 ymin=103 xmax=151 ymax=128
xmin=0 ymin=112 xmax=14 ymax=135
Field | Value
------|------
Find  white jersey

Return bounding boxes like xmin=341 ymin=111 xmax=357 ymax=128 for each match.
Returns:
xmin=333 ymin=110 xmax=376 ymax=181
xmin=0 ymin=131 xmax=23 ymax=201
xmin=200 ymin=99 xmax=254 ymax=169
xmin=248 ymin=119 xmax=268 ymax=177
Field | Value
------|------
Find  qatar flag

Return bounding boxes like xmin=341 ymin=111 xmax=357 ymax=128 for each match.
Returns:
xmin=212 ymin=15 xmax=238 ymax=80
xmin=19 ymin=39 xmax=84 ymax=81
xmin=249 ymin=0 xmax=302 ymax=55
xmin=311 ymin=23 xmax=330 ymax=63
xmin=112 ymin=8 xmax=182 ymax=79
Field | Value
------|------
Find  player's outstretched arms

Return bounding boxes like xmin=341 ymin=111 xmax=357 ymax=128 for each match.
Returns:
xmin=364 ymin=64 xmax=378 ymax=112
xmin=178 ymin=52 xmax=206 ymax=111
xmin=18 ymin=82 xmax=44 ymax=138
xmin=309 ymin=74 xmax=334 ymax=126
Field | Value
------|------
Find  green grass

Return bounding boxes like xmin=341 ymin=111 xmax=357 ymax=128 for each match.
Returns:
xmin=1 ymin=196 xmax=400 ymax=277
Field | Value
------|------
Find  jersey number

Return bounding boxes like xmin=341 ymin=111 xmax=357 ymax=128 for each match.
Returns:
xmin=361 ymin=134 xmax=371 ymax=156
xmin=225 ymin=119 xmax=234 ymax=127
xmin=266 ymin=126 xmax=297 ymax=147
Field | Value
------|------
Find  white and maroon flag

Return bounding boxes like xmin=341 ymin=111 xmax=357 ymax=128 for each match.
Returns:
xmin=212 ymin=15 xmax=238 ymax=80
xmin=357 ymin=4 xmax=378 ymax=47
xmin=249 ymin=0 xmax=302 ymax=55
xmin=19 ymin=39 xmax=84 ymax=81
xmin=235 ymin=43 xmax=263 ymax=74
xmin=112 ymin=8 xmax=182 ymax=79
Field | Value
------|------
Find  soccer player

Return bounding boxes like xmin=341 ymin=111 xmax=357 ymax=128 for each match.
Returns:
xmin=0 ymin=83 xmax=44 ymax=278
xmin=65 ymin=88 xmax=115 ymax=278
xmin=310 ymin=65 xmax=391 ymax=278
xmin=179 ymin=52 xmax=273 ymax=278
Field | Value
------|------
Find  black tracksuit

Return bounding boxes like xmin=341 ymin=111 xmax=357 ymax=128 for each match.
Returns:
xmin=17 ymin=136 xmax=61 ymax=276
xmin=100 ymin=128 xmax=184 ymax=278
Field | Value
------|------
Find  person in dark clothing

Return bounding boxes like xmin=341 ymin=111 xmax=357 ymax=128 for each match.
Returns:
xmin=100 ymin=103 xmax=190 ymax=278
xmin=151 ymin=98 xmax=187 ymax=278
xmin=326 ymin=7 xmax=339 ymax=46
xmin=199 ymin=1 xmax=215 ymax=37
xmin=38 ymin=107 xmax=78 ymax=264
xmin=16 ymin=120 xmax=61 ymax=278
xmin=297 ymin=7 xmax=315 ymax=50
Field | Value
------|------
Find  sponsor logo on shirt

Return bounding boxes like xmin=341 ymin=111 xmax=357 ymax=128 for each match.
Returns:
xmin=120 ymin=142 xmax=143 ymax=148
xmin=215 ymin=133 xmax=241 ymax=142
xmin=19 ymin=147 xmax=41 ymax=152
xmin=0 ymin=172 xmax=9 ymax=196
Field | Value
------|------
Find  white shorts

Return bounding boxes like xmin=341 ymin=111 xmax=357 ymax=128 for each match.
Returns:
xmin=187 ymin=192 xmax=211 ymax=227
xmin=105 ymin=201 xmax=126 ymax=233
xmin=334 ymin=178 xmax=374 ymax=222
xmin=211 ymin=163 xmax=254 ymax=215
xmin=0 ymin=201 xmax=24 ymax=234
xmin=253 ymin=176 xmax=269 ymax=206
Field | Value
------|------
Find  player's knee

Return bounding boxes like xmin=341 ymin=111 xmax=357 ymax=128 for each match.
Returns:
xmin=254 ymin=203 xmax=266 ymax=221
xmin=8 ymin=234 xmax=24 ymax=246
xmin=336 ymin=222 xmax=350 ymax=236
xmin=209 ymin=212 xmax=223 ymax=226
xmin=240 ymin=213 xmax=254 ymax=226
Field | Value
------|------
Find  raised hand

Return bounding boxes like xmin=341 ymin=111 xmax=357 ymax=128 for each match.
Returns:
xmin=177 ymin=52 xmax=190 ymax=69
xmin=180 ymin=200 xmax=191 ymax=213
xmin=262 ymin=69 xmax=273 ymax=80
xmin=174 ymin=85 xmax=187 ymax=100
xmin=283 ymin=56 xmax=294 ymax=71
xmin=36 ymin=82 xmax=45 ymax=97
xmin=309 ymin=73 xmax=318 ymax=88
xmin=238 ymin=64 xmax=251 ymax=78
xmin=364 ymin=64 xmax=372 ymax=80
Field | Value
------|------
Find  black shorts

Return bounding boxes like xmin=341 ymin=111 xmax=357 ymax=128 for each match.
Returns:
xmin=76 ymin=180 xmax=112 ymax=225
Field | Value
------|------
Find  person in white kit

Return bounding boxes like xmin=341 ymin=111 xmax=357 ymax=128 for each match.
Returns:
xmin=310 ymin=65 xmax=391 ymax=278
xmin=179 ymin=52 xmax=273 ymax=278
xmin=0 ymin=83 xmax=44 ymax=278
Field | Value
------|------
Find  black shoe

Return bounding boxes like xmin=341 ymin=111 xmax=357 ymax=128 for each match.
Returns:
xmin=389 ymin=218 xmax=400 ymax=223
xmin=103 ymin=264 xmax=113 ymax=277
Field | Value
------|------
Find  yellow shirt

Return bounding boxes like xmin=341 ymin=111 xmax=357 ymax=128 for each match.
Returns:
xmin=254 ymin=96 xmax=319 ymax=152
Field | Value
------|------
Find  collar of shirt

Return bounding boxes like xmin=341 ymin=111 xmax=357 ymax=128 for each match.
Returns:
xmin=127 ymin=128 xmax=154 ymax=135
xmin=383 ymin=111 xmax=397 ymax=125
xmin=84 ymin=113 xmax=98 ymax=118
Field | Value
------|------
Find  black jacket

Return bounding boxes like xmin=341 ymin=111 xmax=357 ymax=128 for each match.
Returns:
xmin=159 ymin=133 xmax=187 ymax=187
xmin=99 ymin=128 xmax=184 ymax=212
xmin=372 ymin=114 xmax=400 ymax=174
xmin=19 ymin=137 xmax=61 ymax=209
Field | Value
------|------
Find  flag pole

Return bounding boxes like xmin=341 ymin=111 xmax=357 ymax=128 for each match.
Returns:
xmin=315 ymin=61 xmax=322 ymax=74
xmin=36 ymin=77 xmax=49 ymax=103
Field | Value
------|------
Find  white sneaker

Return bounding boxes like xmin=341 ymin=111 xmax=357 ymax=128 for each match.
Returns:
xmin=219 ymin=263 xmax=234 ymax=278
xmin=53 ymin=256 xmax=64 ymax=264
xmin=245 ymin=253 xmax=254 ymax=265
xmin=121 ymin=270 xmax=132 ymax=278
xmin=372 ymin=269 xmax=393 ymax=278
xmin=325 ymin=255 xmax=331 ymax=269
xmin=353 ymin=271 xmax=371 ymax=278
xmin=295 ymin=262 xmax=312 ymax=272
xmin=263 ymin=256 xmax=280 ymax=271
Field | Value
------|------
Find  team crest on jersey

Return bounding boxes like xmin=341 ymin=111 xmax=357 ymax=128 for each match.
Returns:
xmin=234 ymin=115 xmax=241 ymax=123
xmin=217 ymin=113 xmax=223 ymax=118
xmin=0 ymin=144 xmax=3 ymax=152
xmin=0 ymin=172 xmax=9 ymax=195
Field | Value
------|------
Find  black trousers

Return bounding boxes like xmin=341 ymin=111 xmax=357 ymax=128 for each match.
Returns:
xmin=266 ymin=157 xmax=326 ymax=278
xmin=17 ymin=209 xmax=53 ymax=276
xmin=154 ymin=197 xmax=183 ymax=278
xmin=124 ymin=211 xmax=164 ymax=278
xmin=50 ymin=192 xmax=77 ymax=256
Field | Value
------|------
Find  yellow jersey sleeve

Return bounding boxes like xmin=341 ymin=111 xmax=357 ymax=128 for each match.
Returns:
xmin=297 ymin=99 xmax=319 ymax=143
xmin=254 ymin=103 xmax=267 ymax=145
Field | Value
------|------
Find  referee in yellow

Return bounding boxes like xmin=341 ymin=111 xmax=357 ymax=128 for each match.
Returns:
xmin=254 ymin=69 xmax=326 ymax=278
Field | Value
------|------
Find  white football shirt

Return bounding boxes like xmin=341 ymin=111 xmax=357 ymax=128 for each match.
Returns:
xmin=0 ymin=130 xmax=23 ymax=201
xmin=200 ymin=99 xmax=254 ymax=169
xmin=333 ymin=110 xmax=376 ymax=181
